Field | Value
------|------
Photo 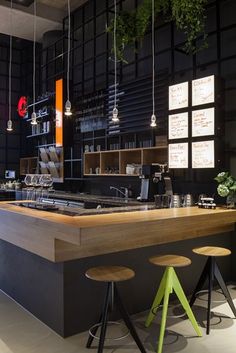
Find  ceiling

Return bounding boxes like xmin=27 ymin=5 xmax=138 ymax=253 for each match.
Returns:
xmin=0 ymin=0 xmax=88 ymax=42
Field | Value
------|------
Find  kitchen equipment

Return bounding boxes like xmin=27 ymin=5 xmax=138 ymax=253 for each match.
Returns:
xmin=154 ymin=194 xmax=171 ymax=208
xmin=170 ymin=194 xmax=181 ymax=208
xmin=138 ymin=164 xmax=172 ymax=202
xmin=183 ymin=194 xmax=194 ymax=207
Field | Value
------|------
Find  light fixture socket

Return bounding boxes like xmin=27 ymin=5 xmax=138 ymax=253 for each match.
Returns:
xmin=7 ymin=120 xmax=13 ymax=132
xmin=112 ymin=107 xmax=119 ymax=122
xmin=65 ymin=99 xmax=72 ymax=116
xmin=150 ymin=113 xmax=157 ymax=127
xmin=31 ymin=111 xmax=37 ymax=125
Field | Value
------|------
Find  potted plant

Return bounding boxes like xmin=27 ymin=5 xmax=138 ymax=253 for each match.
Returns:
xmin=214 ymin=172 xmax=236 ymax=208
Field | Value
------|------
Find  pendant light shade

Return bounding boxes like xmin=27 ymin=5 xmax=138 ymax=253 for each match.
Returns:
xmin=65 ymin=99 xmax=72 ymax=116
xmin=150 ymin=113 xmax=157 ymax=127
xmin=112 ymin=0 xmax=119 ymax=123
xmin=150 ymin=0 xmax=157 ymax=128
xmin=112 ymin=107 xmax=119 ymax=122
xmin=64 ymin=0 xmax=72 ymax=116
xmin=31 ymin=111 xmax=37 ymax=125
xmin=7 ymin=119 xmax=13 ymax=132
xmin=7 ymin=0 xmax=13 ymax=132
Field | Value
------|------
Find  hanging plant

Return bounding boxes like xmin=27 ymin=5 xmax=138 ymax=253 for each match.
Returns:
xmin=107 ymin=0 xmax=208 ymax=62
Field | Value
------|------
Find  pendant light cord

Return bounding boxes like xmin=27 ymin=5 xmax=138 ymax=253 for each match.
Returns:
xmin=67 ymin=0 xmax=71 ymax=102
xmin=152 ymin=0 xmax=155 ymax=116
xmin=114 ymin=0 xmax=117 ymax=109
xmin=8 ymin=0 xmax=13 ymax=123
xmin=33 ymin=0 xmax=36 ymax=113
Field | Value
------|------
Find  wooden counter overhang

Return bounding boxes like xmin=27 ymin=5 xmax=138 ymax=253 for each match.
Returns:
xmin=0 ymin=202 xmax=235 ymax=262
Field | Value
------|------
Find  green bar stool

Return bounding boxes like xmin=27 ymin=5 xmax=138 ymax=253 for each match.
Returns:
xmin=145 ymin=255 xmax=202 ymax=353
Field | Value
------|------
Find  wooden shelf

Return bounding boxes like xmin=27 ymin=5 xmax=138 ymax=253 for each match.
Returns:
xmin=26 ymin=132 xmax=50 ymax=138
xmin=20 ymin=157 xmax=39 ymax=175
xmin=84 ymin=173 xmax=139 ymax=177
xmin=83 ymin=146 xmax=168 ymax=177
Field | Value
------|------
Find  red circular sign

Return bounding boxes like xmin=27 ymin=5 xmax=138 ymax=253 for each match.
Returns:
xmin=17 ymin=96 xmax=27 ymax=118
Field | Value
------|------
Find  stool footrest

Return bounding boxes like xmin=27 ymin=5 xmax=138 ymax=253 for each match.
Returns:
xmin=89 ymin=321 xmax=130 ymax=341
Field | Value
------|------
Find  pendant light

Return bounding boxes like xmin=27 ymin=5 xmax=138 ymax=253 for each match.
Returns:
xmin=150 ymin=0 xmax=157 ymax=128
xmin=112 ymin=0 xmax=119 ymax=122
xmin=64 ymin=0 xmax=72 ymax=116
xmin=31 ymin=0 xmax=37 ymax=125
xmin=7 ymin=0 xmax=13 ymax=132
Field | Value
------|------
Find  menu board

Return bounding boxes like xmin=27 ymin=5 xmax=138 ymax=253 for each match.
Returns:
xmin=169 ymin=82 xmax=188 ymax=110
xmin=168 ymin=143 xmax=188 ymax=169
xmin=168 ymin=112 xmax=188 ymax=140
xmin=192 ymin=140 xmax=215 ymax=168
xmin=192 ymin=75 xmax=215 ymax=106
xmin=192 ymin=108 xmax=215 ymax=137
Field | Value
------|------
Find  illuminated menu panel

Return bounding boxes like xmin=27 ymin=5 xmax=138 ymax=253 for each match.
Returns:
xmin=192 ymin=140 xmax=215 ymax=168
xmin=168 ymin=143 xmax=188 ymax=169
xmin=168 ymin=112 xmax=188 ymax=140
xmin=192 ymin=75 xmax=215 ymax=106
xmin=169 ymin=82 xmax=188 ymax=110
xmin=192 ymin=107 xmax=215 ymax=137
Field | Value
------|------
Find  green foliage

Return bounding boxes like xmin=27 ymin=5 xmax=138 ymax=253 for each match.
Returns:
xmin=215 ymin=172 xmax=236 ymax=198
xmin=107 ymin=0 xmax=208 ymax=62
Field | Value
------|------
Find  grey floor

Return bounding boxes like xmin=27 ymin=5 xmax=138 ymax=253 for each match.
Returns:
xmin=0 ymin=286 xmax=236 ymax=353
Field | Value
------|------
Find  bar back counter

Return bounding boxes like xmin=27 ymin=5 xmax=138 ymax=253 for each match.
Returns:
xmin=0 ymin=202 xmax=235 ymax=337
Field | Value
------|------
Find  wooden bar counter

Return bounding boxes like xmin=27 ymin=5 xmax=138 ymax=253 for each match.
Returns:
xmin=0 ymin=202 xmax=235 ymax=262
xmin=0 ymin=201 xmax=235 ymax=337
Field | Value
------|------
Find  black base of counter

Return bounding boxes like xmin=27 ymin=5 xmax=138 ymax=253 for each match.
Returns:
xmin=0 ymin=232 xmax=234 ymax=337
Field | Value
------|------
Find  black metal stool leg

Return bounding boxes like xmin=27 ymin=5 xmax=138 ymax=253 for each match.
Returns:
xmin=214 ymin=260 xmax=236 ymax=317
xmin=206 ymin=257 xmax=214 ymax=335
xmin=114 ymin=285 xmax=146 ymax=353
xmin=97 ymin=282 xmax=112 ymax=353
xmin=86 ymin=282 xmax=111 ymax=351
xmin=190 ymin=257 xmax=211 ymax=307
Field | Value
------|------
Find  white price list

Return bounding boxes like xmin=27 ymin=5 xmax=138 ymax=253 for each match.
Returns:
xmin=192 ymin=140 xmax=215 ymax=168
xmin=169 ymin=82 xmax=189 ymax=110
xmin=169 ymin=112 xmax=188 ymax=139
xmin=168 ymin=143 xmax=188 ymax=169
xmin=192 ymin=75 xmax=215 ymax=106
xmin=192 ymin=108 xmax=215 ymax=137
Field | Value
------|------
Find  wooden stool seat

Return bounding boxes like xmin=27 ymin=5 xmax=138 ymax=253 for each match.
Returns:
xmin=85 ymin=266 xmax=135 ymax=282
xmin=149 ymin=254 xmax=191 ymax=268
xmin=193 ymin=246 xmax=231 ymax=257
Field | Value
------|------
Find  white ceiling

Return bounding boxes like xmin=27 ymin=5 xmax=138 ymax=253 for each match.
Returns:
xmin=0 ymin=0 xmax=88 ymax=42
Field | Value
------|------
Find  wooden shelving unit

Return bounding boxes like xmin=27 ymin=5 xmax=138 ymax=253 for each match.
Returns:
xmin=84 ymin=146 xmax=167 ymax=176
xmin=39 ymin=147 xmax=64 ymax=183
xmin=20 ymin=157 xmax=39 ymax=175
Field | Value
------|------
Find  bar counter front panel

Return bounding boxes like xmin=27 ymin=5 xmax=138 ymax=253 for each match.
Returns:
xmin=0 ymin=202 xmax=235 ymax=337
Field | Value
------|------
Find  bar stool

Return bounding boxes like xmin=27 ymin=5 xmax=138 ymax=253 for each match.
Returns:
xmin=190 ymin=246 xmax=236 ymax=334
xmin=85 ymin=265 xmax=146 ymax=353
xmin=145 ymin=255 xmax=202 ymax=353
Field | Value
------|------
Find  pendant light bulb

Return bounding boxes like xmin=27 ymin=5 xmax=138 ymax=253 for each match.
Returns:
xmin=31 ymin=111 xmax=37 ymax=125
xmin=64 ymin=99 xmax=72 ymax=116
xmin=112 ymin=107 xmax=119 ymax=122
xmin=150 ymin=113 xmax=157 ymax=127
xmin=7 ymin=119 xmax=13 ymax=132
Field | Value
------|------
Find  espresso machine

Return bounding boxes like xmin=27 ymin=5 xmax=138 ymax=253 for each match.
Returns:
xmin=138 ymin=164 xmax=173 ymax=201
